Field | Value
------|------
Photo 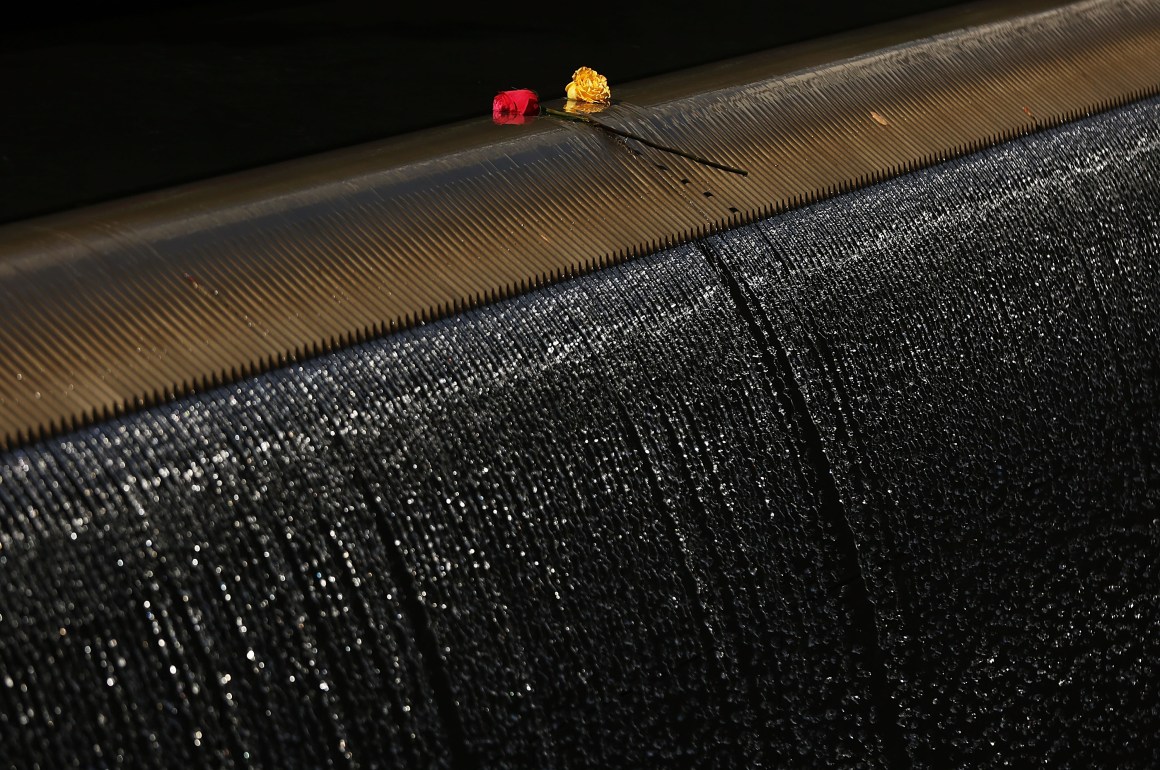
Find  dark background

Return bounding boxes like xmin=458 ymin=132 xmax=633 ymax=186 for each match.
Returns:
xmin=0 ymin=0 xmax=962 ymax=224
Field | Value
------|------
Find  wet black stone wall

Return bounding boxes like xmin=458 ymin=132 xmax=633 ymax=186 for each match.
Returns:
xmin=1 ymin=98 xmax=1158 ymax=768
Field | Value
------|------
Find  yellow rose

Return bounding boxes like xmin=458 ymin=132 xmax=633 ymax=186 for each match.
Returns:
xmin=565 ymin=67 xmax=611 ymax=104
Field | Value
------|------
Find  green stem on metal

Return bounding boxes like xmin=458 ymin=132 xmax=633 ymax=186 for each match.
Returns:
xmin=544 ymin=107 xmax=749 ymax=177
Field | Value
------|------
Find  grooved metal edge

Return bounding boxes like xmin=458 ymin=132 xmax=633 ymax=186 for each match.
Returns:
xmin=1 ymin=0 xmax=1159 ymax=451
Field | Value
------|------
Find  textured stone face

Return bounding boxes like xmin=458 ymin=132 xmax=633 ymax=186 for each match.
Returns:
xmin=1 ymin=99 xmax=1158 ymax=768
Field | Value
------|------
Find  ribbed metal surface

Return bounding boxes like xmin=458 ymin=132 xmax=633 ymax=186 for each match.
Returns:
xmin=1 ymin=0 xmax=1158 ymax=449
xmin=2 ymin=96 xmax=1158 ymax=767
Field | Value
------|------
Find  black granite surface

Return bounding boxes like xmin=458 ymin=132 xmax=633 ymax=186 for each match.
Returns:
xmin=1 ymin=97 xmax=1157 ymax=767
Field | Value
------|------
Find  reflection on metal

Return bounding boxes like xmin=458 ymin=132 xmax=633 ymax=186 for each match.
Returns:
xmin=0 ymin=0 xmax=1158 ymax=450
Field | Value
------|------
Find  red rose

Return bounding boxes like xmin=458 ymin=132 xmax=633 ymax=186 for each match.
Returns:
xmin=492 ymin=89 xmax=540 ymax=124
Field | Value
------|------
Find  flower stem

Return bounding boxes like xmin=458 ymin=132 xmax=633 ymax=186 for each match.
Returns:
xmin=544 ymin=107 xmax=748 ymax=177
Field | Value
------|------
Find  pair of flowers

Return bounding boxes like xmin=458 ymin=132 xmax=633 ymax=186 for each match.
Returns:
xmin=490 ymin=68 xmax=747 ymax=176
xmin=493 ymin=67 xmax=610 ymax=124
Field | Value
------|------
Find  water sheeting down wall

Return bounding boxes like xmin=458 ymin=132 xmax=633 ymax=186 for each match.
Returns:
xmin=2 ymin=99 xmax=1158 ymax=768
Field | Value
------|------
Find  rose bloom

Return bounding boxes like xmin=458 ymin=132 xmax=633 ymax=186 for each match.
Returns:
xmin=565 ymin=67 xmax=610 ymax=104
xmin=493 ymin=89 xmax=540 ymax=124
